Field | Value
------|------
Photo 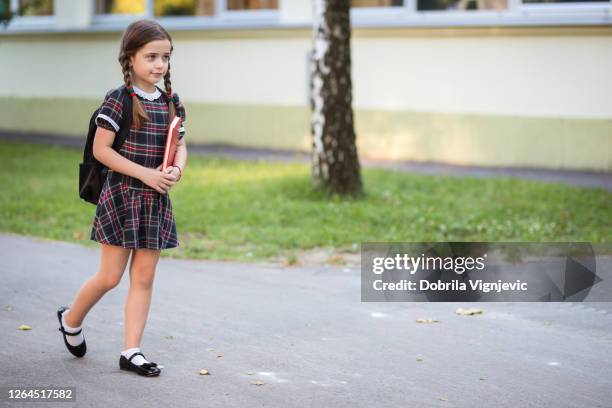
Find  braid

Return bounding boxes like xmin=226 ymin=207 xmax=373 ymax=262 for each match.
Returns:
xmin=119 ymin=54 xmax=149 ymax=130
xmin=164 ymin=63 xmax=176 ymax=121
xmin=121 ymin=58 xmax=131 ymax=89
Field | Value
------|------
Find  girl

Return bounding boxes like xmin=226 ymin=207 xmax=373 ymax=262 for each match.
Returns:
xmin=56 ymin=19 xmax=188 ymax=377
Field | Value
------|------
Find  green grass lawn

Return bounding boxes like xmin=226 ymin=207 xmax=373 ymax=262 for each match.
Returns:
xmin=0 ymin=141 xmax=610 ymax=262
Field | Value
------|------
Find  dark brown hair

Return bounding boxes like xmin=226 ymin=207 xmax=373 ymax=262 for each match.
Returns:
xmin=118 ymin=19 xmax=176 ymax=130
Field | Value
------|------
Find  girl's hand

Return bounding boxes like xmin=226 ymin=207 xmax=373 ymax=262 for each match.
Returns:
xmin=140 ymin=165 xmax=176 ymax=194
xmin=168 ymin=166 xmax=181 ymax=182
xmin=159 ymin=165 xmax=181 ymax=191
xmin=160 ymin=165 xmax=181 ymax=182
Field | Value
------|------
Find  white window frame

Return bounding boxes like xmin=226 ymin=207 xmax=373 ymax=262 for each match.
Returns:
xmin=91 ymin=0 xmax=149 ymax=29
xmin=6 ymin=0 xmax=55 ymax=30
xmin=351 ymin=1 xmax=407 ymax=23
xmin=154 ymin=0 xmax=280 ymax=30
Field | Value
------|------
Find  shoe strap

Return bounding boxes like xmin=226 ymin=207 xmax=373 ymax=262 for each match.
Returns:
xmin=58 ymin=326 xmax=82 ymax=336
xmin=128 ymin=352 xmax=145 ymax=363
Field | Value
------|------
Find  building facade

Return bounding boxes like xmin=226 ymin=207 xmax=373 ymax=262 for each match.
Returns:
xmin=1 ymin=0 xmax=611 ymax=170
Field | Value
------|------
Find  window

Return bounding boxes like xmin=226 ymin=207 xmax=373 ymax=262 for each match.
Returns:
xmin=351 ymin=0 xmax=403 ymax=6
xmin=155 ymin=0 xmax=215 ymax=16
xmin=18 ymin=0 xmax=52 ymax=16
xmin=96 ymin=0 xmax=146 ymax=15
xmin=417 ymin=0 xmax=508 ymax=11
xmin=226 ymin=0 xmax=278 ymax=10
xmin=3 ymin=0 xmax=609 ymax=31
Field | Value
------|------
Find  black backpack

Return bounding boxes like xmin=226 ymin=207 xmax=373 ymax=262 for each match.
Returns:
xmin=79 ymin=85 xmax=133 ymax=205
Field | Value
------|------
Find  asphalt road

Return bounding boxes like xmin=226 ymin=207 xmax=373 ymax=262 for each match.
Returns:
xmin=1 ymin=233 xmax=611 ymax=407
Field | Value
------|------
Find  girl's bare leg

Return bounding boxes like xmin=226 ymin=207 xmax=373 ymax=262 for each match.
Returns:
xmin=63 ymin=243 xmax=132 ymax=327
xmin=124 ymin=248 xmax=160 ymax=349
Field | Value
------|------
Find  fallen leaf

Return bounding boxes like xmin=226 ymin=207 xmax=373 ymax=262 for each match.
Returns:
xmin=251 ymin=380 xmax=265 ymax=386
xmin=416 ymin=357 xmax=423 ymax=362
xmin=206 ymin=348 xmax=215 ymax=352
xmin=479 ymin=377 xmax=486 ymax=381
xmin=199 ymin=369 xmax=210 ymax=375
xmin=217 ymin=353 xmax=223 ymax=358
xmin=18 ymin=324 xmax=31 ymax=330
xmin=455 ymin=307 xmax=483 ymax=316
xmin=438 ymin=396 xmax=448 ymax=401
xmin=416 ymin=318 xmax=439 ymax=323
xmin=5 ymin=305 xmax=13 ymax=311
xmin=247 ymin=371 xmax=255 ymax=375
xmin=164 ymin=335 xmax=174 ymax=340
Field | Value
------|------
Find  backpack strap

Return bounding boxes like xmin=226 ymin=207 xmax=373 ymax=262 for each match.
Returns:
xmin=111 ymin=85 xmax=133 ymax=153
xmin=102 ymin=85 xmax=133 ymax=184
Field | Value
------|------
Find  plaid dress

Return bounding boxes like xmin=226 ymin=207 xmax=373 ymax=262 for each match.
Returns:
xmin=90 ymin=85 xmax=186 ymax=250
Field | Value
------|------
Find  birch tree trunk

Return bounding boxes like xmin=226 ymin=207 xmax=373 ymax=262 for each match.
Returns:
xmin=310 ymin=0 xmax=363 ymax=196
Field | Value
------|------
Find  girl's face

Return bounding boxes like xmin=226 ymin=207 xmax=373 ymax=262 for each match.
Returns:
xmin=129 ymin=39 xmax=172 ymax=88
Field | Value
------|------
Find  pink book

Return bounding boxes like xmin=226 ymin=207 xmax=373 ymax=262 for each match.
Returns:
xmin=162 ymin=116 xmax=181 ymax=170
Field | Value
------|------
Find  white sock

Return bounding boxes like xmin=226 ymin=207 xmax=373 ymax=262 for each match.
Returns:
xmin=121 ymin=347 xmax=150 ymax=366
xmin=61 ymin=309 xmax=85 ymax=347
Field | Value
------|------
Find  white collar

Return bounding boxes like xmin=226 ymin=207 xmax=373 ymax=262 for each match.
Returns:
xmin=132 ymin=85 xmax=161 ymax=101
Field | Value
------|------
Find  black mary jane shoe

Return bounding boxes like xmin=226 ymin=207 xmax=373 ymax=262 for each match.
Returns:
xmin=119 ymin=352 xmax=161 ymax=377
xmin=57 ymin=306 xmax=87 ymax=358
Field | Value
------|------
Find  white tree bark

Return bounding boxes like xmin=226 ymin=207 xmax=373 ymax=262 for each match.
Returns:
xmin=310 ymin=0 xmax=363 ymax=196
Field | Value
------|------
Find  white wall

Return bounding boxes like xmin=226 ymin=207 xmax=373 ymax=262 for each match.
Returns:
xmin=1 ymin=32 xmax=612 ymax=120
xmin=351 ymin=36 xmax=612 ymax=119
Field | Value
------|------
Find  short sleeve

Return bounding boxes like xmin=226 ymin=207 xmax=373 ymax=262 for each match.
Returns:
xmin=173 ymin=92 xmax=186 ymax=140
xmin=95 ymin=88 xmax=124 ymax=133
